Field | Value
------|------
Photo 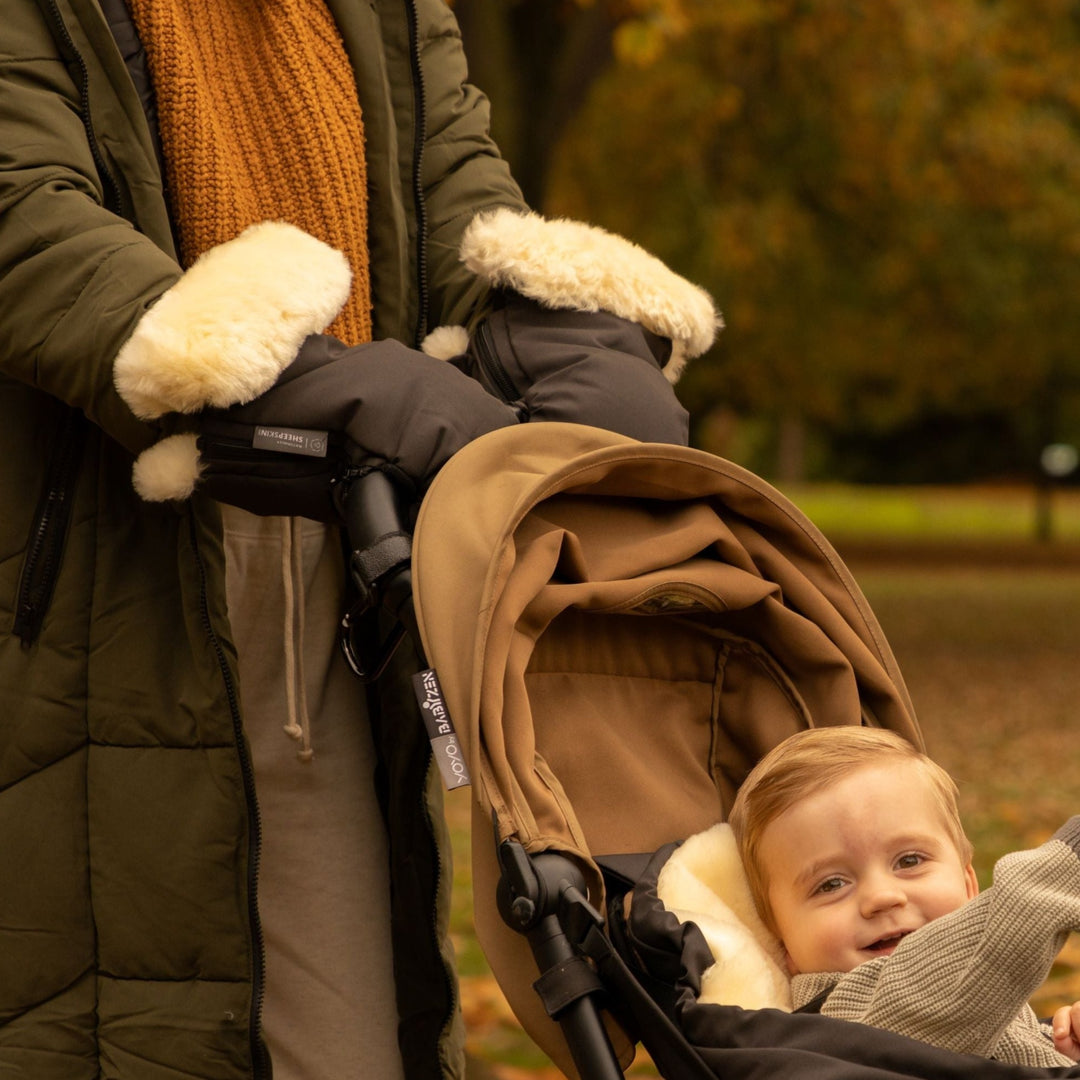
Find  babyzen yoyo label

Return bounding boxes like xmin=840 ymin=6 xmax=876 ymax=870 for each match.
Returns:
xmin=252 ymin=425 xmax=329 ymax=457
xmin=412 ymin=668 xmax=471 ymax=790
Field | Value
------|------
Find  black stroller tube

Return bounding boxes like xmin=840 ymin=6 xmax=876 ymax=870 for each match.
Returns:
xmin=525 ymin=914 xmax=625 ymax=1080
xmin=499 ymin=845 xmax=625 ymax=1080
xmin=338 ymin=467 xmax=419 ymax=679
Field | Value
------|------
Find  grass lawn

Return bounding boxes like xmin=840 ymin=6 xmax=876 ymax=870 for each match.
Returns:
xmin=449 ymin=483 xmax=1080 ymax=1076
xmin=777 ymin=481 xmax=1080 ymax=547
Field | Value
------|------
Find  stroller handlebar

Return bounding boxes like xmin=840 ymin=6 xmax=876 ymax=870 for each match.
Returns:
xmin=338 ymin=466 xmax=420 ymax=680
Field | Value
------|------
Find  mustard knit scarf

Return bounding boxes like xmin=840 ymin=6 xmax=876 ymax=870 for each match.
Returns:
xmin=127 ymin=0 xmax=372 ymax=345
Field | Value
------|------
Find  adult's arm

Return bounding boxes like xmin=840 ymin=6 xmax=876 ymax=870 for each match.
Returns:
xmin=411 ymin=0 xmax=528 ymax=330
xmin=0 ymin=3 xmax=181 ymax=452
xmin=0 ymin=6 xmax=351 ymax=462
xmin=411 ymin=0 xmax=719 ymax=407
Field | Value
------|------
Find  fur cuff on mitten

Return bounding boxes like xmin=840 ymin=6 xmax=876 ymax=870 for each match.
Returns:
xmin=114 ymin=221 xmax=351 ymax=420
xmin=438 ymin=209 xmax=721 ymax=381
xmin=113 ymin=221 xmax=351 ymax=501
xmin=657 ymin=823 xmax=792 ymax=1011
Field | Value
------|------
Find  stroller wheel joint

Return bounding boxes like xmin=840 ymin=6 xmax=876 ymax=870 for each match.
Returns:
xmin=496 ymin=839 xmax=625 ymax=1078
xmin=496 ymin=838 xmax=547 ymax=931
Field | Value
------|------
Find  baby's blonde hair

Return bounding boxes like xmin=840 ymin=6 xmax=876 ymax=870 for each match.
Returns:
xmin=728 ymin=727 xmax=973 ymax=935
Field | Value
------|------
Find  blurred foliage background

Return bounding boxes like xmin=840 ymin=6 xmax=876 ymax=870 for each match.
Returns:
xmin=454 ymin=0 xmax=1080 ymax=491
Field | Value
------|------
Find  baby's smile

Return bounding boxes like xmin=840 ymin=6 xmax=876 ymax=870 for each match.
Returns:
xmin=862 ymin=929 xmax=913 ymax=956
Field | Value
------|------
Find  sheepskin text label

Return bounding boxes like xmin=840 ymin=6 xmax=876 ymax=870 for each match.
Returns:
xmin=252 ymin=426 xmax=329 ymax=457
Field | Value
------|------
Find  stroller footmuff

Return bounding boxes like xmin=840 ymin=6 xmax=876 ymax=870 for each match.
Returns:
xmin=408 ymin=423 xmax=1078 ymax=1079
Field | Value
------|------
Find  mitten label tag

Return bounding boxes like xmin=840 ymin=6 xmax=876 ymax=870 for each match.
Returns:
xmin=412 ymin=668 xmax=471 ymax=789
xmin=252 ymin=426 xmax=329 ymax=457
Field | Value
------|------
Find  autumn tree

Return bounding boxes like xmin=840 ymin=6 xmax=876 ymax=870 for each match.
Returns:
xmin=454 ymin=0 xmax=653 ymax=206
xmin=535 ymin=0 xmax=1080 ymax=479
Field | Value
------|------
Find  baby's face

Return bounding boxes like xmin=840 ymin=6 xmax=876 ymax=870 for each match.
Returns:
xmin=758 ymin=760 xmax=978 ymax=976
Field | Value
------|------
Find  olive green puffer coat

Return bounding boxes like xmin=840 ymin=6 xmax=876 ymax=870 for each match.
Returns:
xmin=0 ymin=1 xmax=525 ymax=1077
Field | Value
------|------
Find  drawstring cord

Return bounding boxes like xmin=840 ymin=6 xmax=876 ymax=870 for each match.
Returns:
xmin=281 ymin=516 xmax=314 ymax=762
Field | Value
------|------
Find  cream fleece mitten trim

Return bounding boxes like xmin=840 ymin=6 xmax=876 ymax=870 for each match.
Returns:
xmin=657 ymin=823 xmax=792 ymax=1011
xmin=420 ymin=324 xmax=470 ymax=361
xmin=132 ymin=432 xmax=203 ymax=502
xmin=114 ymin=221 xmax=352 ymax=420
xmin=458 ymin=208 xmax=721 ymax=382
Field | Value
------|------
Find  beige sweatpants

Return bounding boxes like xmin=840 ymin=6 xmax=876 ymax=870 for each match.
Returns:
xmin=222 ymin=506 xmax=405 ymax=1080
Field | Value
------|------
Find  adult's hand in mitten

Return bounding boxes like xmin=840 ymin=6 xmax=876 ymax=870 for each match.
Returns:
xmin=453 ymin=296 xmax=690 ymax=446
xmin=195 ymin=334 xmax=522 ymax=521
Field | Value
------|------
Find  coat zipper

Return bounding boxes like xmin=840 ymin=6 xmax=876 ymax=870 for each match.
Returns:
xmin=189 ymin=513 xmax=270 ymax=1080
xmin=42 ymin=0 xmax=127 ymax=218
xmin=13 ymin=409 xmax=87 ymax=646
xmin=405 ymin=0 xmax=430 ymax=347
xmin=419 ymin=747 xmax=457 ymax=1079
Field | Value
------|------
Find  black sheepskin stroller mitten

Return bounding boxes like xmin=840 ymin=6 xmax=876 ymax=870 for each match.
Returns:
xmin=443 ymin=294 xmax=689 ymax=446
xmin=192 ymin=333 xmax=521 ymax=522
xmin=421 ymin=208 xmax=723 ymax=449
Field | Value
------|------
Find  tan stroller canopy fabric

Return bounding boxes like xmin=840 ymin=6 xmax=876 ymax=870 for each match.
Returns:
xmin=414 ymin=423 xmax=918 ymax=872
xmin=412 ymin=423 xmax=920 ymax=1070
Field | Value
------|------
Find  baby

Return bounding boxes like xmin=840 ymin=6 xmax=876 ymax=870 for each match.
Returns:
xmin=728 ymin=726 xmax=1080 ymax=1067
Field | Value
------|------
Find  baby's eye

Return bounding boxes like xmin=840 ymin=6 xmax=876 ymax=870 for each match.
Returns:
xmin=895 ymin=852 xmax=925 ymax=870
xmin=814 ymin=876 xmax=846 ymax=895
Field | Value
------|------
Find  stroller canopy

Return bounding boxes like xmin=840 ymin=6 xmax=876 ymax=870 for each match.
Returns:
xmin=411 ymin=423 xmax=921 ymax=1068
xmin=414 ymin=422 xmax=918 ymax=868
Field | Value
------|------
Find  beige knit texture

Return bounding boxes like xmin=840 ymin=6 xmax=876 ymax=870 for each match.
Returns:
xmin=127 ymin=0 xmax=372 ymax=345
xmin=791 ymin=832 xmax=1080 ymax=1068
